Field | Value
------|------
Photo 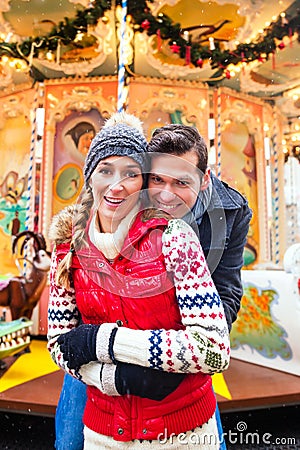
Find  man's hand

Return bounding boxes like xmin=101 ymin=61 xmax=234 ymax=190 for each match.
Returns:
xmin=115 ymin=362 xmax=185 ymax=401
xmin=57 ymin=324 xmax=100 ymax=370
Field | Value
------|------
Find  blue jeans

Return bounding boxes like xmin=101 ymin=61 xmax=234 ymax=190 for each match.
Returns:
xmin=55 ymin=374 xmax=86 ymax=450
xmin=55 ymin=373 xmax=226 ymax=450
xmin=215 ymin=401 xmax=227 ymax=450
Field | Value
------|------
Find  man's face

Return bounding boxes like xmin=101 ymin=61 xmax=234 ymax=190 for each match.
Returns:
xmin=148 ymin=152 xmax=204 ymax=218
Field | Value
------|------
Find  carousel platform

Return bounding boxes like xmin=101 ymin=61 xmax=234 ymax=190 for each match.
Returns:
xmin=0 ymin=338 xmax=300 ymax=417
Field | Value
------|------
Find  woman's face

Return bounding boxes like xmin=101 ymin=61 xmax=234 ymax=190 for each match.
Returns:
xmin=90 ymin=156 xmax=143 ymax=232
xmin=78 ymin=130 xmax=95 ymax=156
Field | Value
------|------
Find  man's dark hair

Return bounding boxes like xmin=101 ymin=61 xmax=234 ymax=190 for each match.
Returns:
xmin=148 ymin=124 xmax=208 ymax=174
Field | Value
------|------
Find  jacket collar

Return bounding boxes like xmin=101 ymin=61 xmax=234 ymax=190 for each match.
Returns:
xmin=190 ymin=172 xmax=243 ymax=224
xmin=50 ymin=204 xmax=168 ymax=261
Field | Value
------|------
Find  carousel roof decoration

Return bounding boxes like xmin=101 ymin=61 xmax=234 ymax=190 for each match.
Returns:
xmin=0 ymin=0 xmax=299 ymax=82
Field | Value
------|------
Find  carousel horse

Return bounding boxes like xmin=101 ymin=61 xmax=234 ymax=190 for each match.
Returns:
xmin=0 ymin=231 xmax=50 ymax=368
xmin=0 ymin=231 xmax=51 ymax=321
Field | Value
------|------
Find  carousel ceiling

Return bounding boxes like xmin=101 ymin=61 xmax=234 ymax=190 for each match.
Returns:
xmin=0 ymin=0 xmax=300 ymax=124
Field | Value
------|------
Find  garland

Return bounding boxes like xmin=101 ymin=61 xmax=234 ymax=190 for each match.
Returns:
xmin=0 ymin=0 xmax=299 ymax=80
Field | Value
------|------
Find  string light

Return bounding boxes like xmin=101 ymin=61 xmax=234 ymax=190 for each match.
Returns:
xmin=46 ymin=51 xmax=53 ymax=61
xmin=74 ymin=30 xmax=85 ymax=42
xmin=209 ymin=37 xmax=215 ymax=50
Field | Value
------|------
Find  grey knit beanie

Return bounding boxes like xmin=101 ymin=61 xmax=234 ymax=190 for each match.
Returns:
xmin=84 ymin=112 xmax=148 ymax=185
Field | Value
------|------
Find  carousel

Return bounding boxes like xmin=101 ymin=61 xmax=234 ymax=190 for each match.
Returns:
xmin=0 ymin=0 xmax=300 ymax=416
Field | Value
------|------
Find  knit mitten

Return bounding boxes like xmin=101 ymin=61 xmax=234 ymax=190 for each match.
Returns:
xmin=58 ymin=323 xmax=117 ymax=370
xmin=115 ymin=362 xmax=185 ymax=401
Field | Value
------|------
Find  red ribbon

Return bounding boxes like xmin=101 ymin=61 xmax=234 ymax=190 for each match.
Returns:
xmin=289 ymin=27 xmax=293 ymax=48
xmin=185 ymin=45 xmax=191 ymax=65
xmin=272 ymin=51 xmax=276 ymax=70
xmin=157 ymin=29 xmax=162 ymax=51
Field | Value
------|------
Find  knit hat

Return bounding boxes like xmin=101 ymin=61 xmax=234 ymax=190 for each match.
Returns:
xmin=84 ymin=112 xmax=148 ymax=185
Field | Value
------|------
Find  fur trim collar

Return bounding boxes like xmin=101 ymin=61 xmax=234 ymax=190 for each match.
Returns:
xmin=48 ymin=204 xmax=78 ymax=245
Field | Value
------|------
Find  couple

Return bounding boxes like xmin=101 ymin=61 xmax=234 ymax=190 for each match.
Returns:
xmin=48 ymin=112 xmax=252 ymax=449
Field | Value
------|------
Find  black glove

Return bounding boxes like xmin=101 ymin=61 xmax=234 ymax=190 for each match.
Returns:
xmin=57 ymin=324 xmax=100 ymax=370
xmin=115 ymin=362 xmax=185 ymax=401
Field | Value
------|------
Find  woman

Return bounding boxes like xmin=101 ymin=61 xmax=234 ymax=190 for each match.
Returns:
xmin=48 ymin=112 xmax=230 ymax=449
xmin=66 ymin=121 xmax=96 ymax=157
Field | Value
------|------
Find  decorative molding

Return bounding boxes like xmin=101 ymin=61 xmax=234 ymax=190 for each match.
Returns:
xmin=43 ymin=74 xmax=118 ymax=84
xmin=131 ymin=87 xmax=205 ymax=123
xmin=47 ymin=86 xmax=114 ymax=125
xmin=0 ymin=80 xmax=32 ymax=97
xmin=0 ymin=61 xmax=13 ymax=88
xmin=33 ymin=11 xmax=114 ymax=77
xmin=35 ymin=52 xmax=107 ymax=77
xmin=131 ymin=74 xmax=207 ymax=89
xmin=0 ymin=91 xmax=32 ymax=129
xmin=240 ymin=60 xmax=300 ymax=95
xmin=128 ymin=76 xmax=209 ymax=141
xmin=217 ymin=85 xmax=266 ymax=108
xmin=0 ymin=1 xmax=20 ymax=40
xmin=278 ymin=97 xmax=300 ymax=117
xmin=41 ymin=76 xmax=117 ymax=237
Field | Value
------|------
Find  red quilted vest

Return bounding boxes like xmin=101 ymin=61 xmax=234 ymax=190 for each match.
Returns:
xmin=59 ymin=212 xmax=216 ymax=441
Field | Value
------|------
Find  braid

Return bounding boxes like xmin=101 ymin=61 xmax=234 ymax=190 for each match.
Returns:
xmin=72 ymin=187 xmax=94 ymax=251
xmin=56 ymin=187 xmax=94 ymax=289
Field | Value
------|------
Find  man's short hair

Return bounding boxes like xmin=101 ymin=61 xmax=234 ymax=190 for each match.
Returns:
xmin=148 ymin=124 xmax=208 ymax=174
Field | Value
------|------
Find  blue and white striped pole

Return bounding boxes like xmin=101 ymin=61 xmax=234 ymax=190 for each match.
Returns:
xmin=25 ymin=86 xmax=38 ymax=232
xmin=117 ymin=0 xmax=127 ymax=113
xmin=216 ymin=89 xmax=222 ymax=178
xmin=23 ymin=85 xmax=39 ymax=276
xmin=272 ymin=108 xmax=280 ymax=265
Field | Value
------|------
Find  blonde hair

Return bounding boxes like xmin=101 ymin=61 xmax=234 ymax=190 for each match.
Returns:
xmin=55 ymin=187 xmax=93 ymax=289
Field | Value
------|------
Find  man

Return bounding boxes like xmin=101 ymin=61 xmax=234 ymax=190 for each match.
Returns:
xmin=55 ymin=123 xmax=252 ymax=450
xmin=148 ymin=124 xmax=252 ymax=330
xmin=147 ymin=124 xmax=252 ymax=450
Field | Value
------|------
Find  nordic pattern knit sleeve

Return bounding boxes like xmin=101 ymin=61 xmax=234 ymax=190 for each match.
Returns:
xmin=47 ymin=250 xmax=81 ymax=378
xmin=47 ymin=250 xmax=80 ymax=376
xmin=47 ymin=250 xmax=118 ymax=393
xmin=113 ymin=219 xmax=230 ymax=375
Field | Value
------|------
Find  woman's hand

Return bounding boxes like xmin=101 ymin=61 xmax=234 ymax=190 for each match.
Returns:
xmin=57 ymin=324 xmax=100 ymax=370
xmin=57 ymin=323 xmax=118 ymax=370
